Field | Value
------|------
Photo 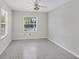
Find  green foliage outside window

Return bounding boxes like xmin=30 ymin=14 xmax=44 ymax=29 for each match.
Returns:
xmin=24 ymin=17 xmax=36 ymax=32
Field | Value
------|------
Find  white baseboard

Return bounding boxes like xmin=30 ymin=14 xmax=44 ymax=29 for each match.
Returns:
xmin=48 ymin=39 xmax=79 ymax=58
xmin=13 ymin=37 xmax=48 ymax=40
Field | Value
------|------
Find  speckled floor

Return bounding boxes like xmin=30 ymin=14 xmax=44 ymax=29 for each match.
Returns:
xmin=0 ymin=39 xmax=78 ymax=59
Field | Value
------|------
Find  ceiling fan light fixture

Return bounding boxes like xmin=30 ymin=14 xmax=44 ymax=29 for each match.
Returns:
xmin=34 ymin=7 xmax=40 ymax=10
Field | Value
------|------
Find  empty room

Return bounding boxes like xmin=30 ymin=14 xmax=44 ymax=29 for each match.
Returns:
xmin=0 ymin=0 xmax=79 ymax=59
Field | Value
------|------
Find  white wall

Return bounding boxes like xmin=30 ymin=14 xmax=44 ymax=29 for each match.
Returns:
xmin=48 ymin=0 xmax=79 ymax=57
xmin=13 ymin=11 xmax=48 ymax=40
xmin=0 ymin=0 xmax=12 ymax=55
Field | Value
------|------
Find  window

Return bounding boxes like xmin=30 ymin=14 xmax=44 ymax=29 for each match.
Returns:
xmin=0 ymin=8 xmax=8 ymax=39
xmin=24 ymin=17 xmax=37 ymax=32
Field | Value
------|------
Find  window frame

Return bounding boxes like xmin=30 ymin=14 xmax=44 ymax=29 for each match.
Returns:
xmin=23 ymin=16 xmax=37 ymax=33
xmin=0 ymin=8 xmax=8 ymax=39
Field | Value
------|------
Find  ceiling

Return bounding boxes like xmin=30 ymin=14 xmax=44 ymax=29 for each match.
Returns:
xmin=4 ymin=0 xmax=71 ymax=12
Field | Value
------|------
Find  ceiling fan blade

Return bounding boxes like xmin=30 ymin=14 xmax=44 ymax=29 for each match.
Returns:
xmin=39 ymin=5 xmax=47 ymax=8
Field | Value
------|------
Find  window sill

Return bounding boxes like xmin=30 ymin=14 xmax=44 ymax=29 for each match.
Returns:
xmin=0 ymin=34 xmax=8 ymax=40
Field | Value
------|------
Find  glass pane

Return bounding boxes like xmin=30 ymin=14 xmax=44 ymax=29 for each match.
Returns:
xmin=0 ymin=8 xmax=8 ymax=39
xmin=24 ymin=17 xmax=36 ymax=32
xmin=1 ymin=24 xmax=5 ymax=32
xmin=1 ymin=15 xmax=5 ymax=23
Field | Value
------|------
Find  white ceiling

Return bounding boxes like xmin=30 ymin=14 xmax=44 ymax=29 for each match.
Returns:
xmin=4 ymin=0 xmax=71 ymax=12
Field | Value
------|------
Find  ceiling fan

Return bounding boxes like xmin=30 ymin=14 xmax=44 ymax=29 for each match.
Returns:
xmin=33 ymin=0 xmax=47 ymax=10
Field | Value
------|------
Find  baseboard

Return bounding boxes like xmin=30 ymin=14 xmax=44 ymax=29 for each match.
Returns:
xmin=48 ymin=39 xmax=79 ymax=58
xmin=13 ymin=37 xmax=48 ymax=40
